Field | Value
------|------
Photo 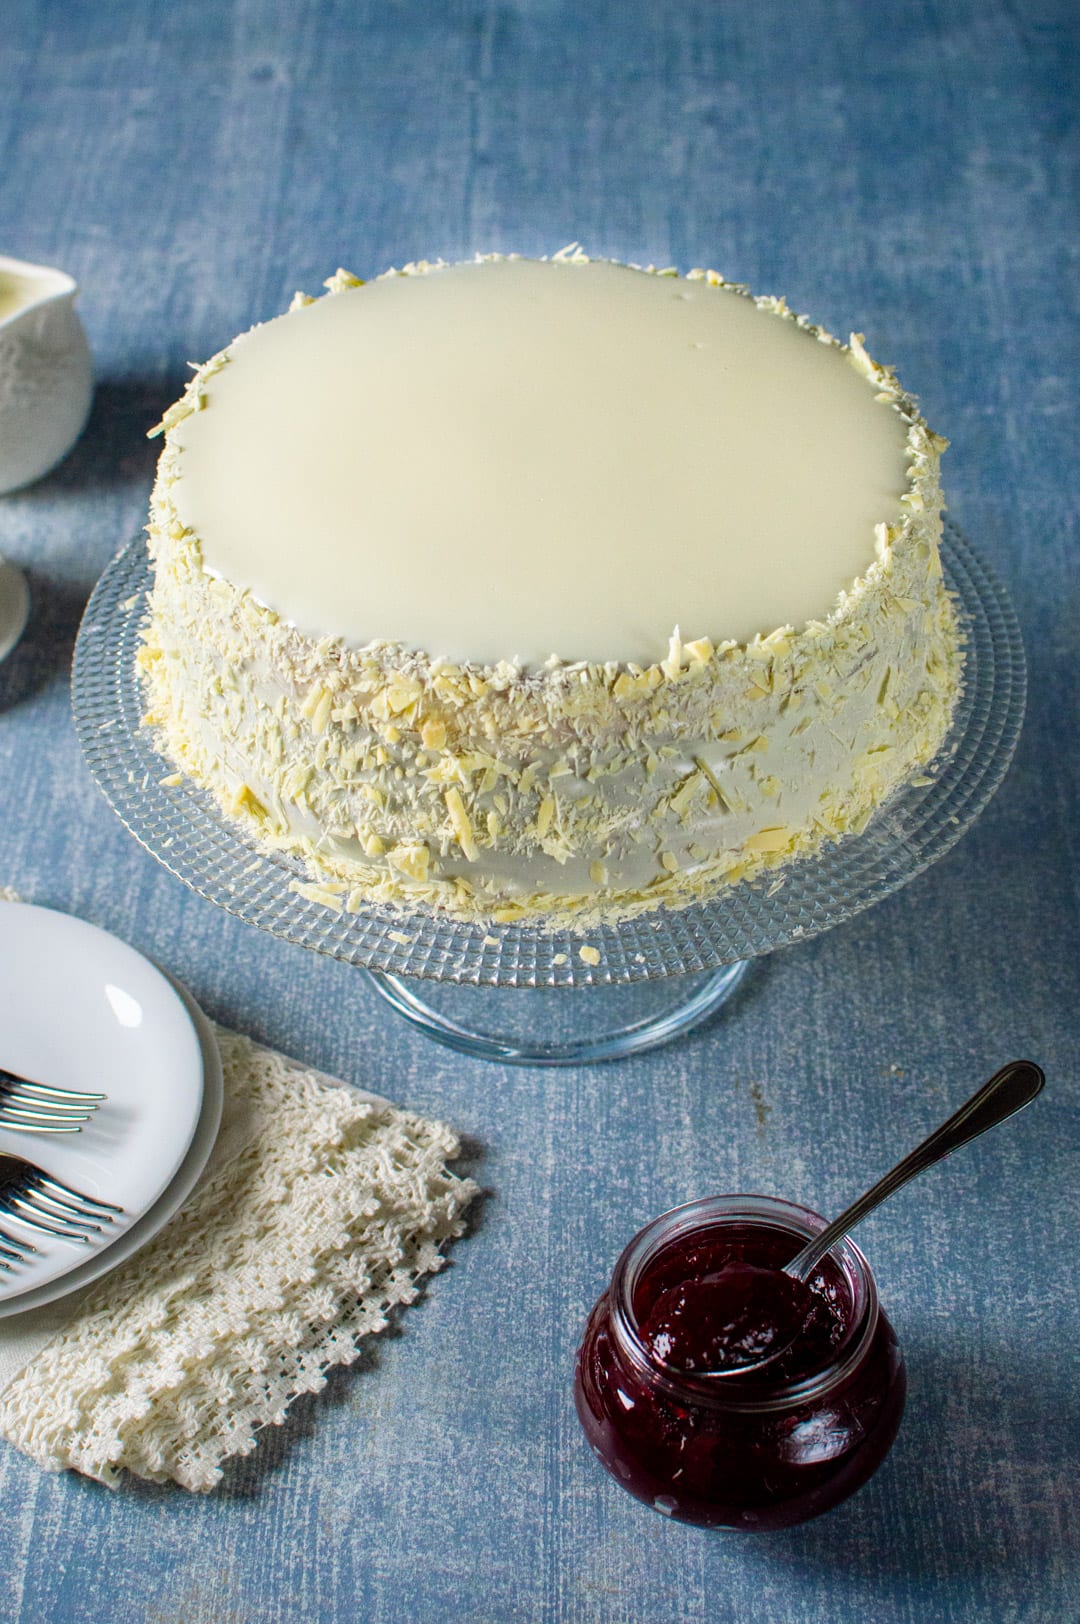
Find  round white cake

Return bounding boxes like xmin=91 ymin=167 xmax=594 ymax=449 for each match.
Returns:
xmin=140 ymin=252 xmax=961 ymax=925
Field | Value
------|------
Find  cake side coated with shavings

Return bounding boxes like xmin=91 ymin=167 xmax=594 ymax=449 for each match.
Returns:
xmin=138 ymin=254 xmax=962 ymax=928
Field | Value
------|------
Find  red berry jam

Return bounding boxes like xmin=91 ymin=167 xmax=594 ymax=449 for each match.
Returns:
xmin=639 ymin=1257 xmax=819 ymax=1374
xmin=574 ymin=1196 xmax=905 ymax=1530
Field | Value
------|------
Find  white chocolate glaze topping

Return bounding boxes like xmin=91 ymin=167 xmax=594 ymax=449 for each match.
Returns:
xmin=170 ymin=256 xmax=911 ymax=667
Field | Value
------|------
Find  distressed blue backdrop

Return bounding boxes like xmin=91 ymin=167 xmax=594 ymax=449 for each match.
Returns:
xmin=1 ymin=2 xmax=1076 ymax=1621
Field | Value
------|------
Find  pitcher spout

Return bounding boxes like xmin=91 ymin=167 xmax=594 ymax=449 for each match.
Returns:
xmin=0 ymin=254 xmax=79 ymax=328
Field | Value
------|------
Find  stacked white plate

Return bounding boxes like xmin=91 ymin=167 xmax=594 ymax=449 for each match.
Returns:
xmin=0 ymin=902 xmax=223 ymax=1316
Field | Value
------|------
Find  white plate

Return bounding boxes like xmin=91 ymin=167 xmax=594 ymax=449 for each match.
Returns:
xmin=0 ymin=970 xmax=223 ymax=1317
xmin=0 ymin=903 xmax=208 ymax=1305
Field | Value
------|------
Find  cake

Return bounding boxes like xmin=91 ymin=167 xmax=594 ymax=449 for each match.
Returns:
xmin=139 ymin=251 xmax=961 ymax=927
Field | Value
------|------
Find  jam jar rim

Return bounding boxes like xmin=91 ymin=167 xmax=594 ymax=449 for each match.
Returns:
xmin=608 ymin=1193 xmax=881 ymax=1414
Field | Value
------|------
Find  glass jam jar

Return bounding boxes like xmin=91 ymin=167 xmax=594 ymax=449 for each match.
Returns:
xmin=574 ymin=1195 xmax=906 ymax=1530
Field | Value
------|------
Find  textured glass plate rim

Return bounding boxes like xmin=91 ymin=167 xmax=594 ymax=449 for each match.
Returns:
xmin=72 ymin=524 xmax=1025 ymax=988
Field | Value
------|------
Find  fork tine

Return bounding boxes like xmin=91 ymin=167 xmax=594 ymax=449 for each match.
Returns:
xmin=0 ymin=1069 xmax=106 ymax=1103
xmin=0 ymin=1228 xmax=36 ymax=1257
xmin=0 ymin=1103 xmax=96 ymax=1123
xmin=37 ymin=1174 xmax=124 ymax=1216
xmin=1 ymin=1195 xmax=99 ymax=1240
xmin=23 ymin=1186 xmax=115 ymax=1225
xmin=0 ymin=1110 xmax=94 ymax=1123
xmin=1 ymin=1089 xmax=98 ymax=1112
xmin=22 ymin=1206 xmax=101 ymax=1235
xmin=0 ymin=1118 xmax=87 ymax=1135
xmin=1 ymin=1198 xmax=96 ymax=1241
xmin=2 ymin=1095 xmax=101 ymax=1119
xmin=0 ymin=1104 xmax=94 ymax=1134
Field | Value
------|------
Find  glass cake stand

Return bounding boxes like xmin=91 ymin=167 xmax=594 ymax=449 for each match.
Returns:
xmin=71 ymin=523 xmax=1025 ymax=1064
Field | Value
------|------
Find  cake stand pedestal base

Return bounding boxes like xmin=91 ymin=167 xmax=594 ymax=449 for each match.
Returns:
xmin=361 ymin=960 xmax=751 ymax=1065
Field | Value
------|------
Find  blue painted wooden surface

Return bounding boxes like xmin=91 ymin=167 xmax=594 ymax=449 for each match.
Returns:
xmin=1 ymin=2 xmax=1077 ymax=1619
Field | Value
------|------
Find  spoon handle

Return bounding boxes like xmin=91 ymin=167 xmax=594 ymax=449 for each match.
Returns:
xmin=787 ymin=1060 xmax=1045 ymax=1282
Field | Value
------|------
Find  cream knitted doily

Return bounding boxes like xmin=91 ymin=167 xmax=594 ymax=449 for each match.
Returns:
xmin=0 ymin=926 xmax=477 ymax=1490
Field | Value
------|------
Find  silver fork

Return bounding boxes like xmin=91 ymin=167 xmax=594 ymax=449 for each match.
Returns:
xmin=0 ymin=1152 xmax=123 ymax=1257
xmin=0 ymin=1067 xmax=105 ymax=1134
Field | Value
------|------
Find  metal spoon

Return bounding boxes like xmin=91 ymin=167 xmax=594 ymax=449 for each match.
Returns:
xmin=712 ymin=1059 xmax=1046 ymax=1376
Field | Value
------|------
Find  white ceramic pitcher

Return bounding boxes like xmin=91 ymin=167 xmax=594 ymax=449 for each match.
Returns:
xmin=0 ymin=253 xmax=92 ymax=495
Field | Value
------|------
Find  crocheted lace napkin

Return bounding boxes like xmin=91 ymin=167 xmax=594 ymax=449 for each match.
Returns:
xmin=0 ymin=896 xmax=478 ymax=1491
